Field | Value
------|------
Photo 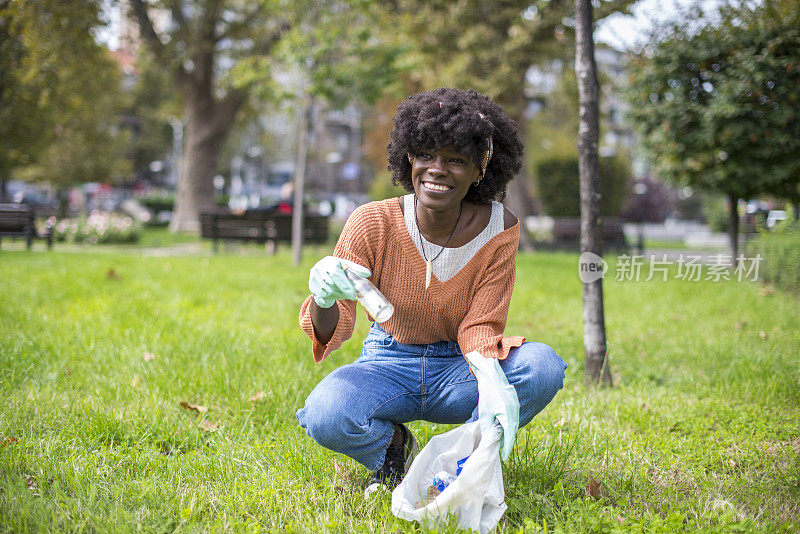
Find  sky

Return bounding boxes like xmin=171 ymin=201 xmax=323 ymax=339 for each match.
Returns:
xmin=595 ymin=0 xmax=725 ymax=51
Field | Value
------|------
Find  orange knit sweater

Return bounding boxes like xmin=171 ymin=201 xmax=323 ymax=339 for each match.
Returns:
xmin=299 ymin=197 xmax=525 ymax=363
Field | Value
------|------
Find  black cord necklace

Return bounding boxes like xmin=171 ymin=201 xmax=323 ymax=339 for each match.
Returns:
xmin=414 ymin=195 xmax=463 ymax=289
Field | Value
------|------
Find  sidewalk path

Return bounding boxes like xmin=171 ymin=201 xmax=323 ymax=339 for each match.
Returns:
xmin=641 ymin=249 xmax=733 ymax=265
xmin=0 ymin=241 xmax=211 ymax=256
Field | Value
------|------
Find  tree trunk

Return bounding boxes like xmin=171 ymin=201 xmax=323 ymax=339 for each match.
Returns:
xmin=129 ymin=0 xmax=246 ymax=234
xmin=0 ymin=170 xmax=7 ymax=202
xmin=292 ymin=97 xmax=311 ymax=266
xmin=170 ymin=87 xmax=242 ymax=233
xmin=57 ymin=187 xmax=70 ymax=219
xmin=505 ymin=175 xmax=535 ymax=252
xmin=507 ymin=98 xmax=535 ymax=252
xmin=575 ymin=0 xmax=611 ymax=387
xmin=727 ymin=192 xmax=739 ymax=263
xmin=792 ymin=200 xmax=799 ymax=222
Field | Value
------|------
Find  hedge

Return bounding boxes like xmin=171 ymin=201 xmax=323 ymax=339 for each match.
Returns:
xmin=534 ymin=153 xmax=631 ymax=217
xmin=746 ymin=221 xmax=800 ymax=294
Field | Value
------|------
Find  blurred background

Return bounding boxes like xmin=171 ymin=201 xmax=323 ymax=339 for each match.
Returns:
xmin=1 ymin=0 xmax=798 ymax=254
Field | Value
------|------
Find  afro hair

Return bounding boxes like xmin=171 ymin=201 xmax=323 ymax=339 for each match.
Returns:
xmin=387 ymin=88 xmax=524 ymax=204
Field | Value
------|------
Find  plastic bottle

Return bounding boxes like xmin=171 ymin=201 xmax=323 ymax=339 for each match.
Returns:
xmin=342 ymin=265 xmax=394 ymax=323
xmin=432 ymin=471 xmax=457 ymax=492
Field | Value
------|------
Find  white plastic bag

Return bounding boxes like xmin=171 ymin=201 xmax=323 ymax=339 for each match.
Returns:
xmin=391 ymin=421 xmax=506 ymax=534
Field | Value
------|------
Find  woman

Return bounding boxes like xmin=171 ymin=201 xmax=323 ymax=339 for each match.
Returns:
xmin=297 ymin=88 xmax=567 ymax=496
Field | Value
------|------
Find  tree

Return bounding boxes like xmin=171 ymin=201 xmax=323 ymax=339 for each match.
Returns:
xmin=261 ymin=2 xmax=410 ymax=264
xmin=378 ymin=0 xmax=635 ymax=250
xmin=131 ymin=0 xmax=406 ymax=235
xmin=0 ymin=0 xmax=128 ymax=200
xmin=130 ymin=0 xmax=292 ymax=232
xmin=626 ymin=1 xmax=800 ymax=260
xmin=576 ymin=0 xmax=611 ymax=386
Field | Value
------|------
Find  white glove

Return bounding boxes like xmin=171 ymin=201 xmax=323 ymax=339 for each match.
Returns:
xmin=465 ymin=350 xmax=520 ymax=461
xmin=308 ymin=256 xmax=371 ymax=308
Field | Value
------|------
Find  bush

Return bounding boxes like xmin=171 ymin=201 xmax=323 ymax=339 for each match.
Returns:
xmin=368 ymin=171 xmax=405 ymax=201
xmin=703 ymin=196 xmax=728 ymax=233
xmin=534 ymin=154 xmax=631 ymax=217
xmin=746 ymin=221 xmax=800 ymax=294
xmin=53 ymin=211 xmax=142 ymax=244
xmin=139 ymin=193 xmax=175 ymax=212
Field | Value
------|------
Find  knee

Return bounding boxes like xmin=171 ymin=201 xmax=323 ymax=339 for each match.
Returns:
xmin=513 ymin=342 xmax=567 ymax=395
xmin=297 ymin=390 xmax=354 ymax=449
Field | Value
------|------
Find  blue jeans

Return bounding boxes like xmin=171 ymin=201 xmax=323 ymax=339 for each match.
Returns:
xmin=296 ymin=323 xmax=568 ymax=471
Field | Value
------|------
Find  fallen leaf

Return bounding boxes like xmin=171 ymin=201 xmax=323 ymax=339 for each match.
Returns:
xmin=759 ymin=331 xmax=767 ymax=340
xmin=106 ymin=268 xmax=120 ymax=280
xmin=27 ymin=476 xmax=37 ymax=491
xmin=249 ymin=391 xmax=268 ymax=402
xmin=760 ymin=287 xmax=774 ymax=296
xmin=1 ymin=437 xmax=17 ymax=447
xmin=734 ymin=320 xmax=747 ymax=331
xmin=199 ymin=419 xmax=219 ymax=432
xmin=180 ymin=401 xmax=208 ymax=414
xmin=143 ymin=351 xmax=156 ymax=362
xmin=588 ymin=475 xmax=605 ymax=500
xmin=131 ymin=374 xmax=142 ymax=387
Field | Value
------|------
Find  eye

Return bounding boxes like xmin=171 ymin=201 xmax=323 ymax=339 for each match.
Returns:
xmin=450 ymin=157 xmax=466 ymax=164
xmin=417 ymin=152 xmax=433 ymax=160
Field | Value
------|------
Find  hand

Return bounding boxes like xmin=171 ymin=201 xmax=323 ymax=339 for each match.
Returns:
xmin=464 ymin=350 xmax=520 ymax=461
xmin=308 ymin=256 xmax=371 ymax=308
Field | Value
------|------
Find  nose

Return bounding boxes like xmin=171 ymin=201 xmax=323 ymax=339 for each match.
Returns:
xmin=427 ymin=156 xmax=446 ymax=175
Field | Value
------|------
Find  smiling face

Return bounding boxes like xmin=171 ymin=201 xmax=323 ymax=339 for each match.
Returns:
xmin=409 ymin=147 xmax=481 ymax=212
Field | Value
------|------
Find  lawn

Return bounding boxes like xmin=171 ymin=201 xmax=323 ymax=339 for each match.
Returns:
xmin=1 ymin=247 xmax=798 ymax=532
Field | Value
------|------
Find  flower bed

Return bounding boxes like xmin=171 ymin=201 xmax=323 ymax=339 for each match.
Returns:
xmin=52 ymin=211 xmax=142 ymax=244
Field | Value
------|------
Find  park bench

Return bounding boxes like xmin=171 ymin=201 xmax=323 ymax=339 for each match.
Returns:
xmin=540 ymin=217 xmax=629 ymax=253
xmin=199 ymin=208 xmax=329 ymax=253
xmin=0 ymin=203 xmax=53 ymax=250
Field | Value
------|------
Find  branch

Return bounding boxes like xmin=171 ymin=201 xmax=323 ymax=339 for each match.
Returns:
xmin=168 ymin=1 xmax=187 ymax=30
xmin=213 ymin=87 xmax=248 ymax=135
xmin=252 ymin=19 xmax=291 ymax=55
xmin=130 ymin=0 xmax=191 ymax=87
xmin=129 ymin=0 xmax=163 ymax=53
xmin=215 ymin=4 xmax=265 ymax=43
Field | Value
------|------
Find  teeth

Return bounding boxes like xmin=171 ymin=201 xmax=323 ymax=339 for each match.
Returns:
xmin=424 ymin=182 xmax=450 ymax=192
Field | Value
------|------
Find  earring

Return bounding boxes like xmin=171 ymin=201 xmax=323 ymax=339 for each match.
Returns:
xmin=407 ymin=154 xmax=414 ymax=165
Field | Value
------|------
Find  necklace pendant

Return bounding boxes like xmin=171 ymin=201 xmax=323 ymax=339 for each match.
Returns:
xmin=425 ymin=259 xmax=432 ymax=289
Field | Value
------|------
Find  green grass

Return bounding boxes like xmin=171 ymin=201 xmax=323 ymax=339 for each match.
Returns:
xmin=135 ymin=227 xmax=207 ymax=247
xmin=1 ymin=248 xmax=798 ymax=532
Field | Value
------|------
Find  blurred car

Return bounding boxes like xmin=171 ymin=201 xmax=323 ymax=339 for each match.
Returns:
xmin=6 ymin=181 xmax=59 ymax=209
